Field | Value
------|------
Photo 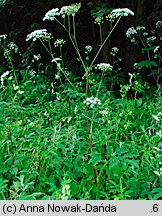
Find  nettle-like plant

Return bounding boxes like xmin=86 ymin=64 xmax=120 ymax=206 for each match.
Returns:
xmin=126 ymin=22 xmax=162 ymax=88
xmin=25 ymin=3 xmax=134 ymax=185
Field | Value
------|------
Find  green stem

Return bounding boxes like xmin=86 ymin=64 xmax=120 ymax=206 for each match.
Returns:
xmin=39 ymin=39 xmax=53 ymax=57
xmin=90 ymin=17 xmax=121 ymax=68
xmin=99 ymin=24 xmax=103 ymax=45
xmin=60 ymin=47 xmax=64 ymax=68
xmin=96 ymin=72 xmax=104 ymax=97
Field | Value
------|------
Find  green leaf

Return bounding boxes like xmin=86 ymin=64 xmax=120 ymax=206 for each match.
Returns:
xmin=138 ymin=60 xmax=158 ymax=68
xmin=152 ymin=188 xmax=162 ymax=199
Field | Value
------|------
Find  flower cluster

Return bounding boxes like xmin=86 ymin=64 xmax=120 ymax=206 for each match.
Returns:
xmin=106 ymin=8 xmax=134 ymax=21
xmin=43 ymin=8 xmax=60 ymax=21
xmin=110 ymin=47 xmax=119 ymax=56
xmin=147 ymin=36 xmax=156 ymax=43
xmin=0 ymin=71 xmax=10 ymax=87
xmin=95 ymin=63 xmax=113 ymax=72
xmin=94 ymin=16 xmax=104 ymax=25
xmin=126 ymin=27 xmax=137 ymax=38
xmin=85 ymin=45 xmax=93 ymax=53
xmin=136 ymin=26 xmax=146 ymax=31
xmin=29 ymin=69 xmax=36 ymax=78
xmin=43 ymin=3 xmax=81 ymax=21
xmin=99 ymin=108 xmax=108 ymax=116
xmin=33 ymin=54 xmax=41 ymax=61
xmin=84 ymin=96 xmax=101 ymax=108
xmin=54 ymin=39 xmax=66 ymax=47
xmin=156 ymin=21 xmax=162 ymax=28
xmin=0 ymin=34 xmax=7 ymax=43
xmin=7 ymin=42 xmax=19 ymax=53
xmin=126 ymin=26 xmax=146 ymax=38
xmin=60 ymin=3 xmax=81 ymax=17
xmin=26 ymin=29 xmax=51 ymax=42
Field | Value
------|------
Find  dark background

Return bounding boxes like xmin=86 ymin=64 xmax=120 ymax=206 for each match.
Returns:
xmin=0 ymin=0 xmax=162 ymax=86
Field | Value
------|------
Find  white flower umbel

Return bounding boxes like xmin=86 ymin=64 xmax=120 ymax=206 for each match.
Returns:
xmin=110 ymin=47 xmax=119 ymax=56
xmin=26 ymin=29 xmax=49 ymax=42
xmin=107 ymin=8 xmax=134 ymax=21
xmin=54 ymin=39 xmax=66 ymax=47
xmin=99 ymin=108 xmax=108 ymax=116
xmin=0 ymin=34 xmax=7 ymax=42
xmin=7 ymin=42 xmax=19 ymax=53
xmin=156 ymin=21 xmax=162 ymax=28
xmin=85 ymin=45 xmax=93 ymax=53
xmin=96 ymin=63 xmax=113 ymax=72
xmin=33 ymin=54 xmax=41 ymax=61
xmin=94 ymin=16 xmax=104 ymax=25
xmin=0 ymin=71 xmax=10 ymax=87
xmin=126 ymin=27 xmax=137 ymax=38
xmin=147 ymin=36 xmax=156 ymax=43
xmin=84 ymin=96 xmax=101 ymax=109
xmin=43 ymin=8 xmax=60 ymax=21
xmin=60 ymin=3 xmax=81 ymax=18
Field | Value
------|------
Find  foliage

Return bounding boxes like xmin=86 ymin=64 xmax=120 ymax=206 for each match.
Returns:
xmin=126 ymin=24 xmax=162 ymax=87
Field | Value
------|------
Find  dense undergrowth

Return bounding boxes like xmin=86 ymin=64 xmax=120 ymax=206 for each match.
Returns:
xmin=0 ymin=3 xmax=162 ymax=200
xmin=0 ymin=76 xmax=162 ymax=200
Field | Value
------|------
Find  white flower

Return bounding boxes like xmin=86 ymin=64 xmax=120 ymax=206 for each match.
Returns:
xmin=133 ymin=63 xmax=141 ymax=70
xmin=154 ymin=46 xmax=160 ymax=53
xmin=126 ymin=27 xmax=137 ymax=38
xmin=54 ymin=39 xmax=66 ymax=47
xmin=0 ymin=71 xmax=10 ymax=87
xmin=95 ymin=63 xmax=113 ymax=72
xmin=29 ymin=69 xmax=36 ymax=77
xmin=94 ymin=16 xmax=104 ymax=24
xmin=18 ymin=90 xmax=24 ymax=95
xmin=108 ymin=8 xmax=134 ymax=21
xmin=60 ymin=3 xmax=81 ymax=17
xmin=26 ymin=29 xmax=49 ymax=42
xmin=74 ymin=105 xmax=78 ymax=114
xmin=85 ymin=45 xmax=93 ymax=52
xmin=136 ymin=26 xmax=146 ymax=31
xmin=33 ymin=54 xmax=41 ymax=61
xmin=110 ymin=47 xmax=119 ymax=56
xmin=43 ymin=8 xmax=60 ymax=21
xmin=99 ymin=108 xmax=108 ymax=116
xmin=106 ymin=13 xmax=115 ymax=22
xmin=84 ymin=96 xmax=101 ymax=108
xmin=156 ymin=21 xmax=162 ymax=28
xmin=143 ymin=32 xmax=148 ymax=37
xmin=13 ymin=85 xmax=19 ymax=90
xmin=0 ymin=34 xmax=7 ymax=42
xmin=147 ymin=36 xmax=156 ymax=43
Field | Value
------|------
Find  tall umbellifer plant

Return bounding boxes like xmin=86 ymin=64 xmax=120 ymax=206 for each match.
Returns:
xmin=26 ymin=3 xmax=134 ymax=186
xmin=126 ymin=22 xmax=162 ymax=88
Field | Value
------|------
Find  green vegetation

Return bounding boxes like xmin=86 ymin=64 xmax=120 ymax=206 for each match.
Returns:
xmin=0 ymin=3 xmax=161 ymax=200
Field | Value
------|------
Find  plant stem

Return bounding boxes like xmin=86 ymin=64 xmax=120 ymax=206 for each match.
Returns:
xmin=90 ymin=17 xmax=121 ymax=67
